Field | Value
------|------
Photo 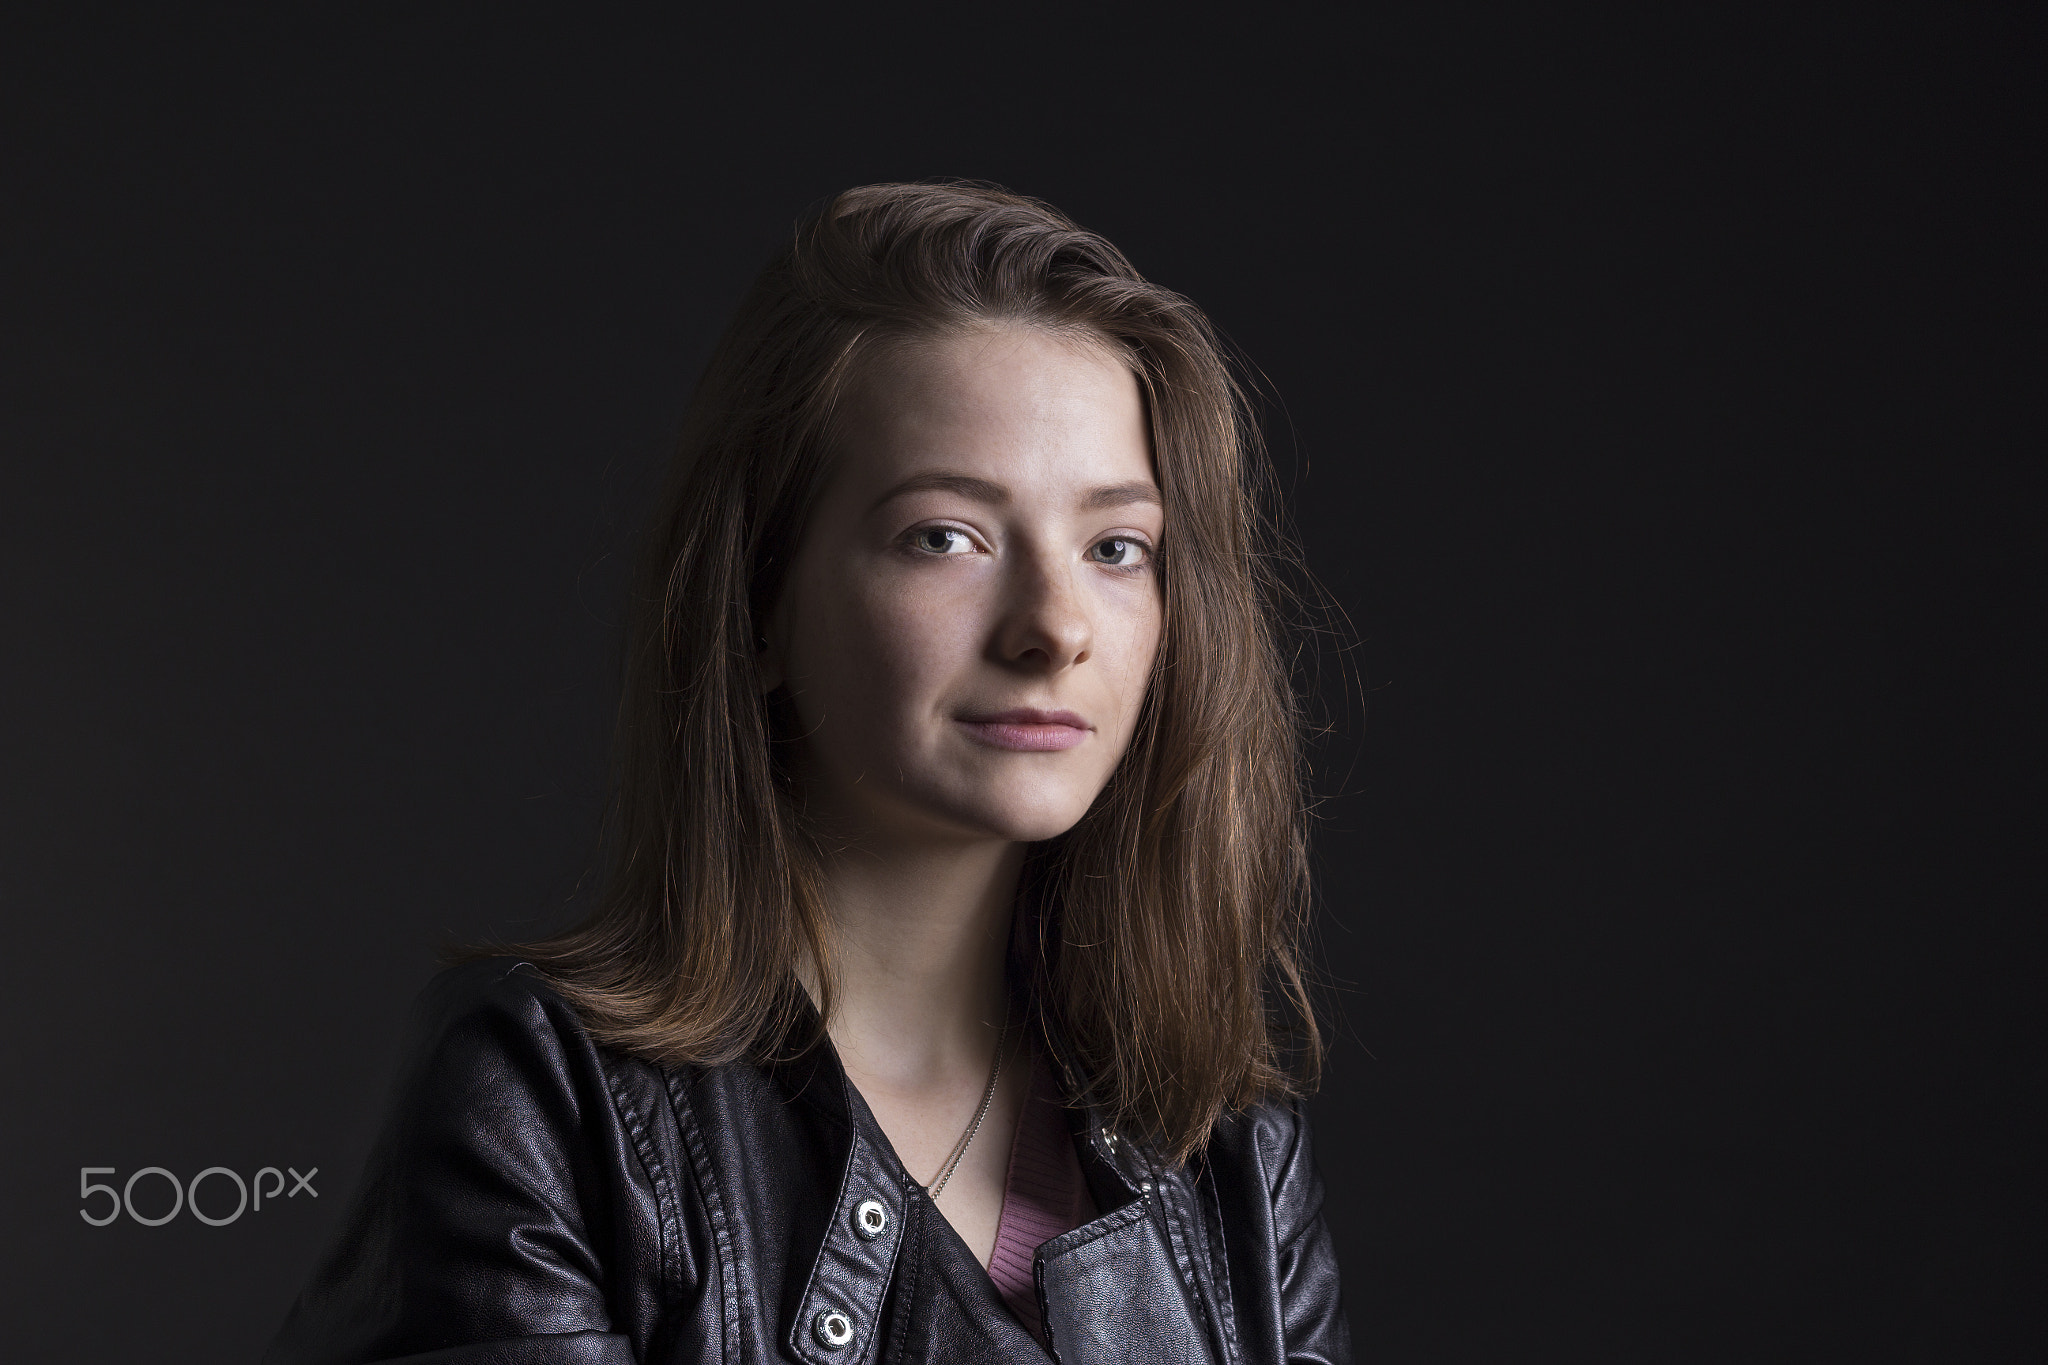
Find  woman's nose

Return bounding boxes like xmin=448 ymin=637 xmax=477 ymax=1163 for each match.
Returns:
xmin=994 ymin=547 xmax=1093 ymax=671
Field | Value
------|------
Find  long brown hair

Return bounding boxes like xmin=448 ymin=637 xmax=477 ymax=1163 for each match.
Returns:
xmin=491 ymin=182 xmax=1322 ymax=1163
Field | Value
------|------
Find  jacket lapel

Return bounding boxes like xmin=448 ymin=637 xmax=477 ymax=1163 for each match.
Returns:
xmin=751 ymin=990 xmax=1227 ymax=1365
xmin=1036 ymin=1201 xmax=1222 ymax=1365
xmin=1033 ymin=1012 xmax=1230 ymax=1365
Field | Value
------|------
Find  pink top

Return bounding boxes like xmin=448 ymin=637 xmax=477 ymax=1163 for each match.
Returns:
xmin=987 ymin=1046 xmax=1098 ymax=1346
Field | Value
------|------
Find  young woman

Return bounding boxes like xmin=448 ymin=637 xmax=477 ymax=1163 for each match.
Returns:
xmin=267 ymin=182 xmax=1352 ymax=1365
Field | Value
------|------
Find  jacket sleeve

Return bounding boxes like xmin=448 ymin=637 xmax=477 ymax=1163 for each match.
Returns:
xmin=1207 ymin=1100 xmax=1355 ymax=1365
xmin=263 ymin=960 xmax=649 ymax=1365
xmin=1269 ymin=1105 xmax=1353 ymax=1364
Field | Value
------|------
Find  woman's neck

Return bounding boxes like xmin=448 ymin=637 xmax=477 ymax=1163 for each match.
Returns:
xmin=806 ymin=835 xmax=1025 ymax=1094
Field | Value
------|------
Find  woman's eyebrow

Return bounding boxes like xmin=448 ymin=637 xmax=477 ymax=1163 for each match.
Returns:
xmin=866 ymin=471 xmax=1163 ymax=515
xmin=1082 ymin=481 xmax=1163 ymax=510
xmin=867 ymin=471 xmax=1009 ymax=514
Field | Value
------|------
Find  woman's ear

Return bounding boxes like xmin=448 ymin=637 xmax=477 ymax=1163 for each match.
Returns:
xmin=754 ymin=619 xmax=785 ymax=695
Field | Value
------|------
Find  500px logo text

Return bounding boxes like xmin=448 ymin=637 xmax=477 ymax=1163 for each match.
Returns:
xmin=79 ymin=1165 xmax=318 ymax=1227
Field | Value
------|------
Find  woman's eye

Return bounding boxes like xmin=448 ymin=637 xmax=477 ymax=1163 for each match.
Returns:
xmin=1088 ymin=537 xmax=1149 ymax=567
xmin=911 ymin=527 xmax=973 ymax=555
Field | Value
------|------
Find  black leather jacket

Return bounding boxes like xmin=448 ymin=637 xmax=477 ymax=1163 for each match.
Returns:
xmin=266 ymin=959 xmax=1352 ymax=1364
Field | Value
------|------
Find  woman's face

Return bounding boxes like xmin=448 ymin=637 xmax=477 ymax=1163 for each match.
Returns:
xmin=762 ymin=324 xmax=1164 ymax=846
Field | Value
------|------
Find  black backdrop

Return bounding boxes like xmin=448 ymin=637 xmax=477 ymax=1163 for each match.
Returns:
xmin=2 ymin=5 xmax=2039 ymax=1361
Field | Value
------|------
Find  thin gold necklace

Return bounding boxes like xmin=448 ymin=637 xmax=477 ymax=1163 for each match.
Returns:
xmin=925 ymin=992 xmax=1013 ymax=1203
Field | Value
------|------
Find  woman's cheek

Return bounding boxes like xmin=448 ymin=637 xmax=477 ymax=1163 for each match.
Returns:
xmin=822 ymin=583 xmax=957 ymax=728
xmin=1100 ymin=587 xmax=1163 ymax=705
xmin=868 ymin=573 xmax=982 ymax=667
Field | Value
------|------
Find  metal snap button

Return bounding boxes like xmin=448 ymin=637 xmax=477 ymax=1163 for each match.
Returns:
xmin=853 ymin=1198 xmax=889 ymax=1239
xmin=813 ymin=1309 xmax=855 ymax=1349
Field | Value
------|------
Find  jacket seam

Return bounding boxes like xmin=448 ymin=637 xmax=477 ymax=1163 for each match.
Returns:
xmin=601 ymin=1058 xmax=683 ymax=1322
xmin=1154 ymin=1171 xmax=1226 ymax=1363
xmin=882 ymin=1188 xmax=924 ymax=1365
xmin=667 ymin=1067 xmax=742 ymax=1365
xmin=1125 ymin=1144 xmax=1212 ymax=1346
xmin=1195 ymin=1156 xmax=1243 ymax=1362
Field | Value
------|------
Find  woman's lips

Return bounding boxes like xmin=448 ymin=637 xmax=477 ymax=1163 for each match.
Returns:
xmin=955 ymin=709 xmax=1092 ymax=752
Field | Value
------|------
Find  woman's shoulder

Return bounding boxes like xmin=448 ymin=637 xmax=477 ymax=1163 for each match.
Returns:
xmin=401 ymin=955 xmax=578 ymax=1055
xmin=382 ymin=956 xmax=652 ymax=1123
xmin=411 ymin=953 xmax=571 ymax=1022
xmin=267 ymin=974 xmax=671 ymax=1359
xmin=1194 ymin=1098 xmax=1351 ymax=1363
xmin=1195 ymin=1095 xmax=1334 ymax=1236
xmin=1204 ymin=1095 xmax=1319 ymax=1170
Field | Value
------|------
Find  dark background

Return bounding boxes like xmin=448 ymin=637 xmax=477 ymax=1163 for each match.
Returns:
xmin=2 ymin=4 xmax=2039 ymax=1360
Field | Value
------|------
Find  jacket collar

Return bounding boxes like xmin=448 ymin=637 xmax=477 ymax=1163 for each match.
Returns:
xmin=763 ymin=983 xmax=1162 ymax=1365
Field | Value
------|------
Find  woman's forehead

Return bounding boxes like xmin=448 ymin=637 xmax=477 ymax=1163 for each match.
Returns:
xmin=833 ymin=325 xmax=1154 ymax=504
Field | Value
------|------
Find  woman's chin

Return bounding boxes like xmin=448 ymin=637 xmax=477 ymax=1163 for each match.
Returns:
xmin=913 ymin=792 xmax=1098 ymax=846
xmin=993 ymin=811 xmax=1092 ymax=844
xmin=822 ymin=765 xmax=1107 ymax=847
